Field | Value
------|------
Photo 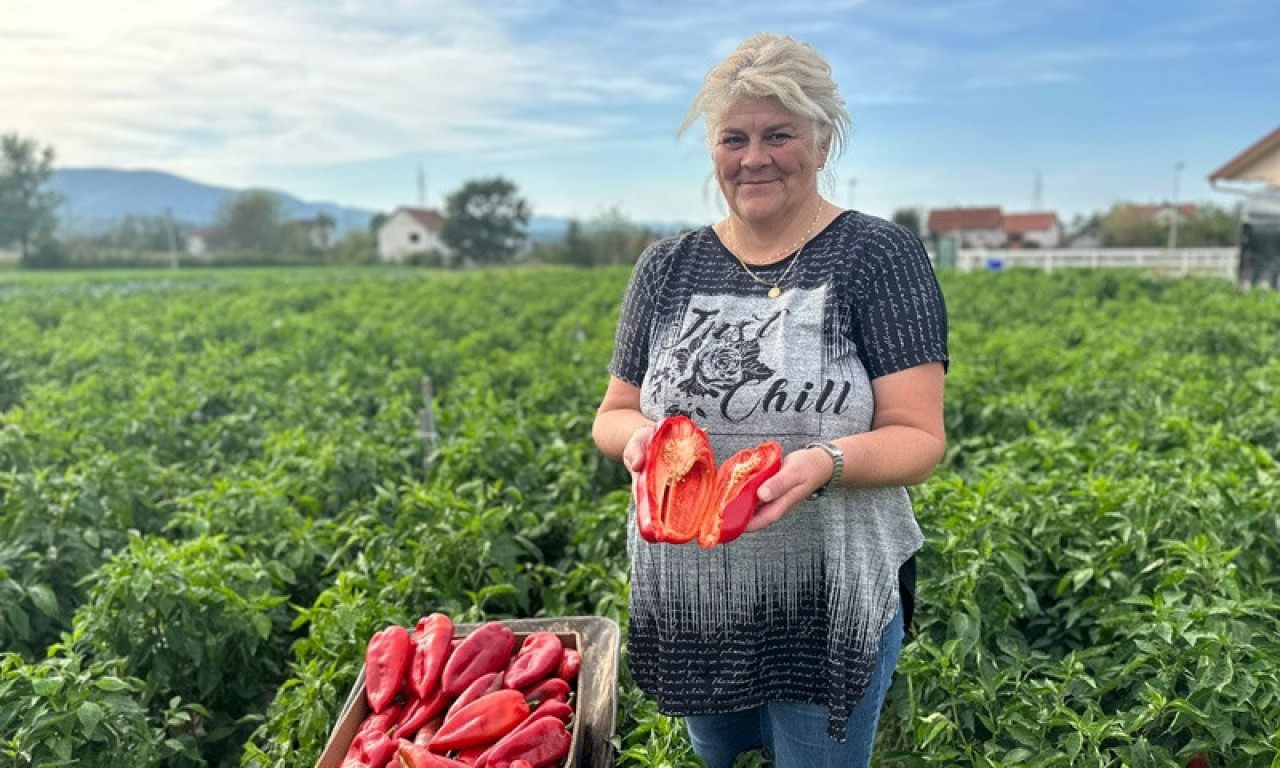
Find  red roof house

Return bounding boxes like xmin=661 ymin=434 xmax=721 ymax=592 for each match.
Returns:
xmin=926 ymin=207 xmax=1006 ymax=248
xmin=1003 ymin=211 xmax=1062 ymax=248
xmin=1209 ymin=125 xmax=1280 ymax=187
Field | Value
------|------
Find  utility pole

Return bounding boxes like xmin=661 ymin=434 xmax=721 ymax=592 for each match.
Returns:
xmin=1168 ymin=161 xmax=1183 ymax=251
xmin=165 ymin=207 xmax=178 ymax=269
xmin=847 ymin=178 xmax=857 ymax=211
xmin=418 ymin=165 xmax=427 ymax=207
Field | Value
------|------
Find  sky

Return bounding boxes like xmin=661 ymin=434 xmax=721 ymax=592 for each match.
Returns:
xmin=3 ymin=0 xmax=1278 ymax=228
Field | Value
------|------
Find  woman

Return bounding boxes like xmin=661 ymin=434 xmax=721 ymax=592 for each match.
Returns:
xmin=593 ymin=33 xmax=948 ymax=768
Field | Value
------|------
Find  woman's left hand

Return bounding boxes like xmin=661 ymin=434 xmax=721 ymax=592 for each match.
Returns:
xmin=743 ymin=446 xmax=832 ymax=532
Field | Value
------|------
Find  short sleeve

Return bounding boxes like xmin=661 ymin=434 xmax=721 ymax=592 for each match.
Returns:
xmin=851 ymin=223 xmax=949 ymax=379
xmin=608 ymin=242 xmax=667 ymax=386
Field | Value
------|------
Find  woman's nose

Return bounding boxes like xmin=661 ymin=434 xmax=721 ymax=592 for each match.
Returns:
xmin=742 ymin=138 xmax=772 ymax=168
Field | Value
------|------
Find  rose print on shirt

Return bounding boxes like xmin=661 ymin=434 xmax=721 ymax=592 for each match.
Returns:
xmin=651 ymin=306 xmax=782 ymax=418
xmin=678 ymin=336 xmax=773 ymax=399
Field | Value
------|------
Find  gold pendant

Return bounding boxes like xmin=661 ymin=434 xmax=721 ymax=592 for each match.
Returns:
xmin=768 ymin=286 xmax=781 ymax=299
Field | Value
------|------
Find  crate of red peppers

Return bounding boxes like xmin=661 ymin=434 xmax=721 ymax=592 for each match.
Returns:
xmin=315 ymin=615 xmax=619 ymax=768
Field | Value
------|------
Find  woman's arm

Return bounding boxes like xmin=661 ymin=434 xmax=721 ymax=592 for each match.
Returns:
xmin=746 ymin=361 xmax=946 ymax=531
xmin=592 ymin=375 xmax=657 ymax=472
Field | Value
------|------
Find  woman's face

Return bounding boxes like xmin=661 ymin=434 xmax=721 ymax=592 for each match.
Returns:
xmin=712 ymin=96 xmax=827 ymax=229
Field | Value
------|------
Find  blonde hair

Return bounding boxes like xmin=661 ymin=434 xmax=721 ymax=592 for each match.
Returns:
xmin=680 ymin=33 xmax=850 ymax=161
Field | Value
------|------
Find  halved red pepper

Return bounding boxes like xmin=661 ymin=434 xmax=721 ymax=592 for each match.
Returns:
xmin=365 ymin=625 xmax=412 ymax=713
xmin=440 ymin=621 xmax=516 ymax=696
xmin=634 ymin=415 xmax=781 ymax=547
xmin=637 ymin=415 xmax=717 ymax=543
xmin=699 ymin=441 xmax=783 ymax=547
xmin=409 ymin=613 xmax=454 ymax=700
xmin=503 ymin=632 xmax=563 ymax=690
xmin=428 ymin=689 xmax=529 ymax=751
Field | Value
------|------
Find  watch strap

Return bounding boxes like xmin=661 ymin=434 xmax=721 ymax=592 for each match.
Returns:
xmin=805 ymin=441 xmax=844 ymax=498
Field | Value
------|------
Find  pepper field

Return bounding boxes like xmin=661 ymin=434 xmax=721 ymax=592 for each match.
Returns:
xmin=0 ymin=266 xmax=1277 ymax=768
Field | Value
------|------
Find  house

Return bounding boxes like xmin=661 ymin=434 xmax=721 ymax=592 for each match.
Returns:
xmin=926 ymin=207 xmax=1005 ymax=248
xmin=1003 ymin=211 xmax=1061 ymax=248
xmin=184 ymin=228 xmax=215 ymax=257
xmin=1209 ymin=125 xmax=1280 ymax=190
xmin=1209 ymin=125 xmax=1280 ymax=288
xmin=377 ymin=206 xmax=450 ymax=263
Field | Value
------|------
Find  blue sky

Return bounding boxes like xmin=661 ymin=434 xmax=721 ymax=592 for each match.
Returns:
xmin=3 ymin=0 xmax=1278 ymax=227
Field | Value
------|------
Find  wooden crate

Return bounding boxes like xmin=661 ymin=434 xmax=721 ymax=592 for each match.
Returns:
xmin=315 ymin=616 xmax=620 ymax=768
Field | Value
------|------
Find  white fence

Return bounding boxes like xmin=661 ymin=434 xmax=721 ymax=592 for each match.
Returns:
xmin=953 ymin=247 xmax=1238 ymax=281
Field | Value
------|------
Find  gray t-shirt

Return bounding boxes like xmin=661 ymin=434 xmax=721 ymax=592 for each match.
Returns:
xmin=609 ymin=210 xmax=949 ymax=738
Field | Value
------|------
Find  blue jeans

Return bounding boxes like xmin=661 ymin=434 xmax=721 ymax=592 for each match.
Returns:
xmin=684 ymin=606 xmax=905 ymax=768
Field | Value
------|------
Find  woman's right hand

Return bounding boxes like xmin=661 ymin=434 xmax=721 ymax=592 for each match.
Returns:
xmin=622 ymin=424 xmax=656 ymax=475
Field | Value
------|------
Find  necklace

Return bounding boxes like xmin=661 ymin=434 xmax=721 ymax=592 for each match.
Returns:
xmin=724 ymin=200 xmax=824 ymax=299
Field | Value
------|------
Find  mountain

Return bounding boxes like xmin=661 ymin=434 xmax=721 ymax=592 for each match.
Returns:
xmin=50 ymin=167 xmax=691 ymax=243
xmin=52 ymin=168 xmax=378 ymax=236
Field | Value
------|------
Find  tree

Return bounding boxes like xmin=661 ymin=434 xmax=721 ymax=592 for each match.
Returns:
xmin=1100 ymin=204 xmax=1164 ymax=247
xmin=891 ymin=207 xmax=921 ymax=236
xmin=1177 ymin=203 xmax=1240 ymax=247
xmin=440 ymin=177 xmax=530 ymax=266
xmin=215 ymin=189 xmax=287 ymax=252
xmin=0 ymin=134 xmax=62 ymax=265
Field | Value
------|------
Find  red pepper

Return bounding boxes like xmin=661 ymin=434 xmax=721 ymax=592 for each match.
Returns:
xmin=701 ymin=442 xmax=783 ymax=546
xmin=509 ymin=762 xmax=533 ymax=768
xmin=365 ymin=625 xmax=412 ymax=713
xmin=474 ymin=699 xmax=574 ymax=767
xmin=357 ymin=701 xmax=404 ymax=738
xmin=503 ymin=632 xmax=563 ymax=690
xmin=555 ymin=648 xmax=580 ymax=682
xmin=636 ymin=415 xmax=717 ymax=543
xmin=397 ymin=742 xmax=471 ymax=768
xmin=440 ymin=621 xmax=516 ymax=696
xmin=483 ymin=715 xmax=572 ymax=768
xmin=634 ymin=415 xmax=781 ymax=546
xmin=444 ymin=671 xmax=504 ymax=721
xmin=428 ymin=689 xmax=529 ymax=752
xmin=520 ymin=676 xmax=570 ymax=706
xmin=452 ymin=745 xmax=487 ymax=764
xmin=359 ymin=731 xmax=398 ymax=768
xmin=411 ymin=715 xmax=443 ymax=747
xmin=393 ymin=697 xmax=433 ymax=741
xmin=409 ymin=613 xmax=454 ymax=700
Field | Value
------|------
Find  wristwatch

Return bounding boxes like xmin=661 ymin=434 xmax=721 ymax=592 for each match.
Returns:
xmin=805 ymin=441 xmax=844 ymax=498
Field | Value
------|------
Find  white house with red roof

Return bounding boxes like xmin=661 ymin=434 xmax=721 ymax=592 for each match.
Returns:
xmin=377 ymin=206 xmax=450 ymax=263
xmin=1003 ymin=211 xmax=1062 ymax=248
xmin=926 ymin=206 xmax=1006 ymax=248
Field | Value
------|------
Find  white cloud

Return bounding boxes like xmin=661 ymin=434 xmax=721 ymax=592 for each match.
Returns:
xmin=0 ymin=0 xmax=674 ymax=185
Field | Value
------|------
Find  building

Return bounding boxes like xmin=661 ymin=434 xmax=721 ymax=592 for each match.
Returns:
xmin=1209 ymin=125 xmax=1280 ymax=288
xmin=926 ymin=207 xmax=1005 ymax=248
xmin=1002 ymin=212 xmax=1062 ymax=248
xmin=377 ymin=207 xmax=449 ymax=263
xmin=1209 ymin=125 xmax=1280 ymax=190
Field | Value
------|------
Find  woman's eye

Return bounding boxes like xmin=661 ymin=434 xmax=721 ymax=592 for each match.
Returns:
xmin=766 ymin=133 xmax=792 ymax=144
xmin=720 ymin=136 xmax=746 ymax=147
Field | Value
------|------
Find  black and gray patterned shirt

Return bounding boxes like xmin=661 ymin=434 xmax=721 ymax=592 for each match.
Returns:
xmin=609 ymin=210 xmax=949 ymax=739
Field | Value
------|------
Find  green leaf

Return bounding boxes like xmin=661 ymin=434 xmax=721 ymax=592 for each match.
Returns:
xmin=27 ymin=584 xmax=59 ymax=618
xmin=94 ymin=676 xmax=133 ymax=692
xmin=76 ymin=701 xmax=103 ymax=736
xmin=251 ymin=612 xmax=272 ymax=640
